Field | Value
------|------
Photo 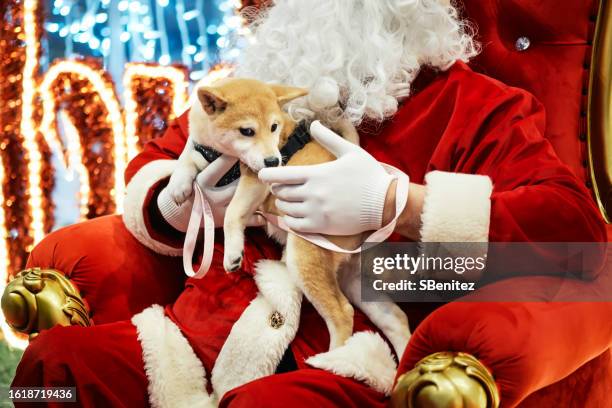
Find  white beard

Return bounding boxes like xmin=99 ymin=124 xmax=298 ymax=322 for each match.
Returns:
xmin=236 ymin=0 xmax=478 ymax=126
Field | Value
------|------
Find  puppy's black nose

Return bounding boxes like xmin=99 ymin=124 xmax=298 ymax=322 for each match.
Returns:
xmin=264 ymin=157 xmax=280 ymax=167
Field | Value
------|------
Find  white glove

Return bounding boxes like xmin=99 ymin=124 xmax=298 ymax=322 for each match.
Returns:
xmin=258 ymin=121 xmax=394 ymax=236
xmin=158 ymin=155 xmax=264 ymax=232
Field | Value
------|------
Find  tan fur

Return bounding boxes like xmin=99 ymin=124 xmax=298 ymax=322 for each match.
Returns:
xmin=182 ymin=78 xmax=363 ymax=350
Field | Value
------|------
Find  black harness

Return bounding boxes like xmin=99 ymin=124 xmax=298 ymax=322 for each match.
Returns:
xmin=193 ymin=122 xmax=311 ymax=187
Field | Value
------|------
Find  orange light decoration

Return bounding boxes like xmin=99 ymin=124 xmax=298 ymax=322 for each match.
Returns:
xmin=0 ymin=159 xmax=29 ymax=350
xmin=198 ymin=63 xmax=235 ymax=87
xmin=0 ymin=0 xmax=52 ymax=282
xmin=38 ymin=59 xmax=126 ymax=216
xmin=20 ymin=0 xmax=46 ymax=246
xmin=123 ymin=63 xmax=189 ymax=158
xmin=239 ymin=0 xmax=270 ymax=11
xmin=0 ymin=0 xmax=39 ymax=349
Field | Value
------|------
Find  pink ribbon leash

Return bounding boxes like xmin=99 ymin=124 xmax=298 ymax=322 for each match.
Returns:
xmin=182 ymin=164 xmax=410 ymax=278
xmin=183 ymin=183 xmax=215 ymax=278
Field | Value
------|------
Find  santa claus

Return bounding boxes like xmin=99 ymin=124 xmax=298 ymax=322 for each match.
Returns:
xmin=11 ymin=0 xmax=606 ymax=407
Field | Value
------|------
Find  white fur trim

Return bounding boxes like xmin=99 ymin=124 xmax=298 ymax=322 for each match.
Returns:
xmin=306 ymin=331 xmax=397 ymax=395
xmin=132 ymin=305 xmax=216 ymax=408
xmin=122 ymin=160 xmax=183 ymax=256
xmin=420 ymin=171 xmax=493 ymax=242
xmin=211 ymin=260 xmax=302 ymax=400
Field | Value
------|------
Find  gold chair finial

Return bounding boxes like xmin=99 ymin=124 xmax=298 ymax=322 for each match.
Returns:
xmin=390 ymin=352 xmax=500 ymax=408
xmin=1 ymin=268 xmax=91 ymax=339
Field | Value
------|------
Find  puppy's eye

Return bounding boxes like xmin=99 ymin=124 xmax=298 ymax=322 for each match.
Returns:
xmin=271 ymin=123 xmax=278 ymax=132
xmin=239 ymin=127 xmax=255 ymax=137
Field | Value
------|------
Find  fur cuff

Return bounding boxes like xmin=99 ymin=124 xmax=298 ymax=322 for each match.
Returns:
xmin=211 ymin=260 xmax=302 ymax=400
xmin=306 ymin=331 xmax=397 ymax=395
xmin=420 ymin=171 xmax=493 ymax=242
xmin=132 ymin=305 xmax=215 ymax=408
xmin=122 ymin=160 xmax=183 ymax=256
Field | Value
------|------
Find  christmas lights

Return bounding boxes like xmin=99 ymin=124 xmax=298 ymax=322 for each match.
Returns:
xmin=0 ymin=0 xmax=51 ymax=282
xmin=123 ymin=63 xmax=189 ymax=158
xmin=38 ymin=59 xmax=126 ymax=216
xmin=0 ymin=160 xmax=28 ymax=349
xmin=21 ymin=0 xmax=46 ymax=246
xmin=44 ymin=0 xmax=244 ymax=83
xmin=198 ymin=63 xmax=235 ymax=86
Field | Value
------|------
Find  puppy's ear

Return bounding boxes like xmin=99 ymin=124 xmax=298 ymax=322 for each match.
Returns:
xmin=197 ymin=87 xmax=228 ymax=115
xmin=270 ymin=85 xmax=308 ymax=106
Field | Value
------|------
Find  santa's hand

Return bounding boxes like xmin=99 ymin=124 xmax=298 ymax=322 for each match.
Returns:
xmin=258 ymin=121 xmax=394 ymax=236
xmin=158 ymin=155 xmax=265 ymax=232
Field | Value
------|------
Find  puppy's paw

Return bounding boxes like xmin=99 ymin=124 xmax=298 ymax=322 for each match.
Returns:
xmin=223 ymin=249 xmax=244 ymax=273
xmin=168 ymin=173 xmax=194 ymax=204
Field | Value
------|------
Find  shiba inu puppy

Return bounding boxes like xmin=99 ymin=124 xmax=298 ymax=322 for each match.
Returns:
xmin=168 ymin=78 xmax=409 ymax=351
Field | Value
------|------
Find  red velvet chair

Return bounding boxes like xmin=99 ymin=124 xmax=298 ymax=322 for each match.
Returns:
xmin=391 ymin=0 xmax=612 ymax=407
xmin=3 ymin=1 xmax=612 ymax=407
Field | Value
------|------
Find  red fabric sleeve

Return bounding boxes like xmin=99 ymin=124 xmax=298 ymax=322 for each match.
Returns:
xmin=363 ymin=63 xmax=606 ymax=245
xmin=451 ymin=90 xmax=606 ymax=243
xmin=437 ymin=88 xmax=608 ymax=280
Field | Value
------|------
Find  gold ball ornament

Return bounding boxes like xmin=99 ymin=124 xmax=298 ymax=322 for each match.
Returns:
xmin=390 ymin=352 xmax=500 ymax=408
xmin=1 ymin=268 xmax=91 ymax=339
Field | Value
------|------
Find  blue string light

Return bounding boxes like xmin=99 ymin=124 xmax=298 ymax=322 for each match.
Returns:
xmin=44 ymin=0 xmax=242 ymax=83
xmin=41 ymin=0 xmax=246 ymax=229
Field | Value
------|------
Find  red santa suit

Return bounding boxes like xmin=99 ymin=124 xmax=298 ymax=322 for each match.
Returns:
xmin=12 ymin=61 xmax=606 ymax=408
